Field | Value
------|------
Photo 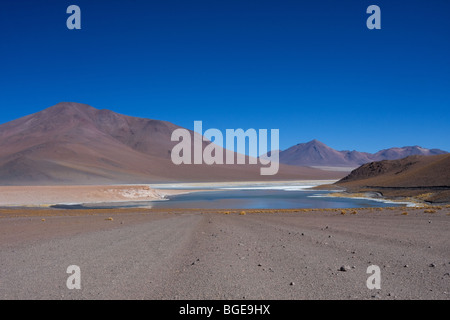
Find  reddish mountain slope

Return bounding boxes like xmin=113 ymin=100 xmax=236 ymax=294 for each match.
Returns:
xmin=0 ymin=102 xmax=341 ymax=185
xmin=336 ymin=154 xmax=450 ymax=203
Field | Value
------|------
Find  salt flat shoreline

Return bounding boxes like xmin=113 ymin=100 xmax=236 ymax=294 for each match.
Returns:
xmin=0 ymin=180 xmax=338 ymax=207
xmin=0 ymin=206 xmax=449 ymax=300
xmin=0 ymin=181 xmax=444 ymax=211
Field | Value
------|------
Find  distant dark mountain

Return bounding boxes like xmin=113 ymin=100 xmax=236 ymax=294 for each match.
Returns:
xmin=279 ymin=140 xmax=447 ymax=167
xmin=371 ymin=146 xmax=447 ymax=161
xmin=278 ymin=140 xmax=361 ymax=167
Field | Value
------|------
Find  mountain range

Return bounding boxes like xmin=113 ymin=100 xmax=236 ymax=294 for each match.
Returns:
xmin=0 ymin=102 xmax=446 ymax=185
xmin=0 ymin=102 xmax=338 ymax=185
xmin=278 ymin=139 xmax=447 ymax=167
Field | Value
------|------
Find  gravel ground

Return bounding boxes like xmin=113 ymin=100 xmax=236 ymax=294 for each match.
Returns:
xmin=0 ymin=207 xmax=449 ymax=300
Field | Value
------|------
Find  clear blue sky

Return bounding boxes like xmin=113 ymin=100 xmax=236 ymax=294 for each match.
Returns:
xmin=0 ymin=0 xmax=449 ymax=153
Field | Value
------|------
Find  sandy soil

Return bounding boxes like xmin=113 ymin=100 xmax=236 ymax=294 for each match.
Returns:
xmin=0 ymin=185 xmax=188 ymax=206
xmin=0 ymin=207 xmax=449 ymax=300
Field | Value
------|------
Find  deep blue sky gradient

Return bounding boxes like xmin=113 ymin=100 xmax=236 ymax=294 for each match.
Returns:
xmin=0 ymin=0 xmax=449 ymax=152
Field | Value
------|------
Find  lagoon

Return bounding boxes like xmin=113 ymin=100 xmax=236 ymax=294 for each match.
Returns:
xmin=150 ymin=188 xmax=407 ymax=209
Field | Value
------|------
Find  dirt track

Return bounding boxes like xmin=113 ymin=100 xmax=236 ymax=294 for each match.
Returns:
xmin=0 ymin=208 xmax=449 ymax=300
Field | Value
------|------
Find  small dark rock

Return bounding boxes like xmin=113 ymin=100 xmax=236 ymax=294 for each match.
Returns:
xmin=339 ymin=265 xmax=350 ymax=272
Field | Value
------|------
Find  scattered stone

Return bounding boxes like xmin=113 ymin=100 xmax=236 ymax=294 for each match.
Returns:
xmin=301 ymin=233 xmax=305 ymax=236
xmin=290 ymin=282 xmax=295 ymax=286
xmin=339 ymin=265 xmax=350 ymax=272
xmin=258 ymin=263 xmax=262 ymax=267
xmin=191 ymin=258 xmax=200 ymax=265
xmin=404 ymin=265 xmax=409 ymax=268
xmin=429 ymin=263 xmax=436 ymax=268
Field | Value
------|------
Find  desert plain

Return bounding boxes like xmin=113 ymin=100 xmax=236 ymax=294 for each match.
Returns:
xmin=0 ymin=184 xmax=448 ymax=300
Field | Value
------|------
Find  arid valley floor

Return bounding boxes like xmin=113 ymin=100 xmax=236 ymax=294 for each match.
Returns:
xmin=1 ymin=206 xmax=449 ymax=300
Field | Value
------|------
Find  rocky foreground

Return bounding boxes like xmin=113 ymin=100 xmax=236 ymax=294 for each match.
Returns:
xmin=0 ymin=206 xmax=449 ymax=300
